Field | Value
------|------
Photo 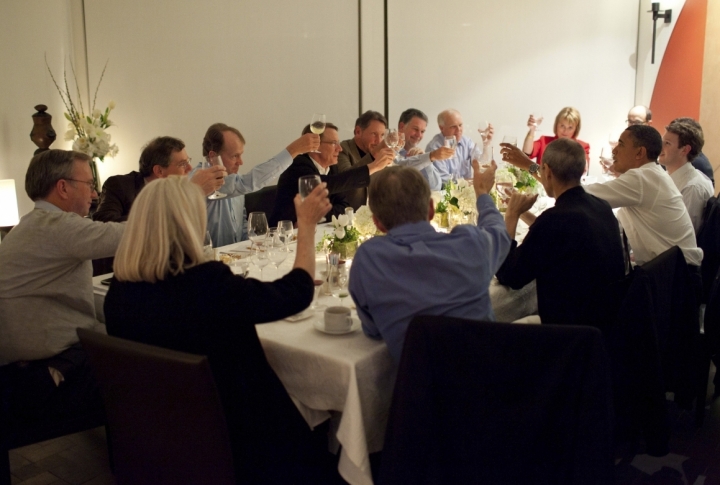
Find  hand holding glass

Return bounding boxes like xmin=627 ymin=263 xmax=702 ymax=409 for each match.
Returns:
xmin=204 ymin=154 xmax=227 ymax=200
xmin=298 ymin=175 xmax=322 ymax=200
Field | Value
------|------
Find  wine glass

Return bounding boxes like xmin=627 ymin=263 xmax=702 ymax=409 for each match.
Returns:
xmin=472 ymin=144 xmax=491 ymax=174
xmin=608 ymin=132 xmax=619 ymax=148
xmin=310 ymin=114 xmax=326 ymax=153
xmin=298 ymin=175 xmax=321 ymax=200
xmin=252 ymin=239 xmax=271 ymax=279
xmin=203 ymin=231 xmax=214 ymax=260
xmin=531 ymin=112 xmax=544 ymax=131
xmin=333 ymin=271 xmax=350 ymax=307
xmin=502 ymin=135 xmax=517 ymax=147
xmin=277 ymin=220 xmax=294 ymax=252
xmin=311 ymin=279 xmax=325 ymax=310
xmin=600 ymin=147 xmax=614 ymax=175
xmin=444 ymin=136 xmax=457 ymax=150
xmin=247 ymin=212 xmax=268 ymax=248
xmin=478 ymin=120 xmax=491 ymax=142
xmin=384 ymin=128 xmax=401 ymax=164
xmin=204 ymin=153 xmax=227 ymax=200
xmin=230 ymin=258 xmax=250 ymax=277
xmin=495 ymin=170 xmax=514 ymax=213
xmin=267 ymin=232 xmax=288 ymax=274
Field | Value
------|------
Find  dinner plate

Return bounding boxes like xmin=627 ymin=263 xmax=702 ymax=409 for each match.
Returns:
xmin=312 ymin=316 xmax=361 ymax=335
xmin=284 ymin=308 xmax=315 ymax=322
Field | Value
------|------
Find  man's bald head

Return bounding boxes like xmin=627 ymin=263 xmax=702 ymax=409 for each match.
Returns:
xmin=627 ymin=106 xmax=652 ymax=126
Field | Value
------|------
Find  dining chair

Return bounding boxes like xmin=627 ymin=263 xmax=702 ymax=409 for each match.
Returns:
xmin=379 ymin=316 xmax=615 ymax=485
xmin=76 ymin=328 xmax=236 ymax=485
xmin=244 ymin=185 xmax=277 ymax=220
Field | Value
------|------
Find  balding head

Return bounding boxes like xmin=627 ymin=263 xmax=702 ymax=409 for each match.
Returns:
xmin=437 ymin=109 xmax=463 ymax=141
xmin=627 ymin=106 xmax=651 ymax=126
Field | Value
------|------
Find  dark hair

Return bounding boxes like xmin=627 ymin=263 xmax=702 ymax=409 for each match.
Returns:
xmin=202 ymin=123 xmax=245 ymax=157
xmin=398 ymin=108 xmax=428 ymax=126
xmin=666 ymin=118 xmax=704 ymax=160
xmin=138 ymin=137 xmax=185 ymax=177
xmin=302 ymin=122 xmax=339 ymax=137
xmin=645 ymin=107 xmax=652 ymax=122
xmin=625 ymin=125 xmax=662 ymax=161
xmin=542 ymin=139 xmax=586 ymax=184
xmin=369 ymin=166 xmax=429 ymax=231
xmin=355 ymin=111 xmax=387 ymax=130
xmin=25 ymin=149 xmax=91 ymax=200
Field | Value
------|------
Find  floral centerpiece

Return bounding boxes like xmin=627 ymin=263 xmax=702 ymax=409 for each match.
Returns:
xmin=432 ymin=179 xmax=477 ymax=229
xmin=507 ymin=166 xmax=540 ymax=194
xmin=46 ymin=57 xmax=118 ymax=193
xmin=316 ymin=206 xmax=378 ymax=259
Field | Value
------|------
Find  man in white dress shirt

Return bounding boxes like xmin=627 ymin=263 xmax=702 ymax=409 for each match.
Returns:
xmin=658 ymin=118 xmax=713 ymax=233
xmin=584 ymin=124 xmax=702 ymax=267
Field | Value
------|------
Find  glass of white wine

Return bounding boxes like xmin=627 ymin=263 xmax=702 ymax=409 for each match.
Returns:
xmin=310 ymin=114 xmax=326 ymax=153
xmin=531 ymin=112 xmax=544 ymax=131
xmin=204 ymin=153 xmax=227 ymax=200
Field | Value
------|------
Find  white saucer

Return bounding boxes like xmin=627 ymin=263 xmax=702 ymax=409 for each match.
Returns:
xmin=313 ymin=316 xmax=361 ymax=335
xmin=284 ymin=308 xmax=315 ymax=322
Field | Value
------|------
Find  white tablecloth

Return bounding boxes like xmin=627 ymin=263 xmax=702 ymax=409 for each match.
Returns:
xmin=92 ymin=225 xmax=538 ymax=485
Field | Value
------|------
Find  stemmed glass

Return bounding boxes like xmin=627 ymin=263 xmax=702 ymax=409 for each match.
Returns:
xmin=204 ymin=153 xmax=227 ymax=200
xmin=252 ymin=240 xmax=270 ymax=279
xmin=247 ymin=212 xmax=268 ymax=249
xmin=333 ymin=271 xmax=350 ymax=307
xmin=531 ymin=112 xmax=544 ymax=131
xmin=277 ymin=220 xmax=294 ymax=252
xmin=478 ymin=120 xmax=491 ymax=142
xmin=310 ymin=114 xmax=326 ymax=153
xmin=600 ymin=147 xmax=614 ymax=175
xmin=267 ymin=232 xmax=288 ymax=275
xmin=384 ymin=128 xmax=401 ymax=164
xmin=298 ymin=175 xmax=321 ymax=200
xmin=502 ymin=135 xmax=517 ymax=147
xmin=203 ymin=231 xmax=214 ymax=260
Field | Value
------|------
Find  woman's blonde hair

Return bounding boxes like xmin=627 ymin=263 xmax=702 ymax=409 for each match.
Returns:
xmin=114 ymin=176 xmax=209 ymax=283
xmin=553 ymin=107 xmax=582 ymax=138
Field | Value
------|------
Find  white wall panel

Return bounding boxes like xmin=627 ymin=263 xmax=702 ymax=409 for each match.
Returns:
xmin=83 ymin=0 xmax=359 ymax=183
xmin=387 ymin=0 xmax=639 ymax=176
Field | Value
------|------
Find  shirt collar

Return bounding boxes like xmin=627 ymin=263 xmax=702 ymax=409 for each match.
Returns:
xmin=34 ymin=200 xmax=63 ymax=212
xmin=309 ymin=155 xmax=329 ymax=175
xmin=669 ymin=162 xmax=693 ymax=183
xmin=387 ymin=220 xmax=437 ymax=238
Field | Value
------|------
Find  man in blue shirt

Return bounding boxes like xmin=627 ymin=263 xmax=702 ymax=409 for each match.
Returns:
xmin=349 ymin=162 xmax=511 ymax=362
xmin=197 ymin=123 xmax=319 ymax=246
xmin=424 ymin=109 xmax=492 ymax=186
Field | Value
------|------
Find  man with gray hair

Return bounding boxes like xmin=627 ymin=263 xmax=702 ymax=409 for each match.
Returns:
xmin=497 ymin=139 xmax=625 ymax=326
xmin=349 ymin=162 xmax=510 ymax=362
xmin=659 ymin=117 xmax=713 ymax=233
xmin=424 ymin=108 xmax=492 ymax=187
xmin=0 ymin=149 xmax=124 ymax=421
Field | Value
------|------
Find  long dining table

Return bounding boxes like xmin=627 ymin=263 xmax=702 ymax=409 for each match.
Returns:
xmin=92 ymin=224 xmax=538 ymax=485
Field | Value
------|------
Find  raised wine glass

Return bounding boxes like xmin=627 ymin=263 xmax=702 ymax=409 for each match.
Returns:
xmin=531 ymin=112 xmax=544 ymax=131
xmin=502 ymin=135 xmax=517 ymax=147
xmin=247 ymin=212 xmax=268 ymax=249
xmin=298 ymin=175 xmax=321 ymax=200
xmin=203 ymin=153 xmax=227 ymax=200
xmin=310 ymin=114 xmax=326 ymax=153
xmin=478 ymin=120 xmax=491 ymax=142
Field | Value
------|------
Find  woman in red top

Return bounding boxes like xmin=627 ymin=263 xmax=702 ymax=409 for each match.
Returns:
xmin=523 ymin=107 xmax=590 ymax=172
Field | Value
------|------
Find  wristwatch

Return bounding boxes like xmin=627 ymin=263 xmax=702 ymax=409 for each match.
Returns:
xmin=528 ymin=162 xmax=540 ymax=175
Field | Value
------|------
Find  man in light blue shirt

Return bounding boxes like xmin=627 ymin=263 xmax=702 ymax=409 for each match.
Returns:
xmin=195 ymin=123 xmax=319 ymax=246
xmin=395 ymin=108 xmax=454 ymax=191
xmin=425 ymin=109 xmax=492 ymax=186
xmin=349 ymin=162 xmax=510 ymax=362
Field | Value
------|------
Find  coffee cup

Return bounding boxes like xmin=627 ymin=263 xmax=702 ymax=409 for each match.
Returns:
xmin=324 ymin=306 xmax=352 ymax=332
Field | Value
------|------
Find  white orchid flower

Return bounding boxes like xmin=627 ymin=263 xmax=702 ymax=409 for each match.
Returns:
xmin=334 ymin=226 xmax=346 ymax=239
xmin=108 ymin=100 xmax=116 ymax=110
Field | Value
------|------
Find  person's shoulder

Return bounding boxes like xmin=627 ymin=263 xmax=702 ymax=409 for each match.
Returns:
xmin=340 ymin=138 xmax=355 ymax=150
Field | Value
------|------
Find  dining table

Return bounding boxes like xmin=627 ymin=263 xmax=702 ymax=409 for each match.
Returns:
xmin=92 ymin=223 xmax=538 ymax=485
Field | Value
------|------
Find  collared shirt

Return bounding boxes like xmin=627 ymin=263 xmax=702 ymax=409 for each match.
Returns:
xmin=424 ymin=133 xmax=478 ymax=184
xmin=399 ymin=148 xmax=442 ymax=190
xmin=585 ymin=162 xmax=702 ymax=266
xmin=349 ymin=194 xmax=510 ymax=362
xmin=192 ymin=149 xmax=293 ymax=247
xmin=308 ymin=155 xmax=329 ymax=175
xmin=669 ymin=162 xmax=713 ymax=234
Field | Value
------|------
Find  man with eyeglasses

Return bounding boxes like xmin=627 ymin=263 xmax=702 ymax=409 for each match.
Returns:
xmin=270 ymin=122 xmax=392 ymax=225
xmin=93 ymin=136 xmax=226 ymax=222
xmin=625 ymin=106 xmax=713 ymax=184
xmin=195 ymin=123 xmax=320 ymax=246
xmin=0 ymin=149 xmax=125 ymax=425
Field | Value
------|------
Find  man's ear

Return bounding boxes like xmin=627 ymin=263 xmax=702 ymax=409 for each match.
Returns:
xmin=55 ymin=179 xmax=71 ymax=200
xmin=152 ymin=164 xmax=165 ymax=178
xmin=354 ymin=126 xmax=362 ymax=137
xmin=680 ymin=144 xmax=692 ymax=158
xmin=372 ymin=215 xmax=387 ymax=233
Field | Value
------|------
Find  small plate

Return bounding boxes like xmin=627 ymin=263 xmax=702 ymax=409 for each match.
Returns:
xmin=313 ymin=316 xmax=361 ymax=335
xmin=285 ymin=309 xmax=315 ymax=322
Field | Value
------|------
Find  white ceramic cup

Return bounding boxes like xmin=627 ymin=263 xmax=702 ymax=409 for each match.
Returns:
xmin=324 ymin=306 xmax=352 ymax=332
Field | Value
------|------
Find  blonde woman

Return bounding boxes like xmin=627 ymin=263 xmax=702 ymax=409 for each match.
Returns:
xmin=523 ymin=107 xmax=590 ymax=171
xmin=104 ymin=176 xmax=339 ymax=483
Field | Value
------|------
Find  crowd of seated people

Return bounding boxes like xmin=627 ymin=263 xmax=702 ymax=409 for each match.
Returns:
xmin=0 ymin=103 xmax=714 ymax=482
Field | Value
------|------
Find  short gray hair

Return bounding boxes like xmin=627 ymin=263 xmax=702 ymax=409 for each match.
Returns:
xmin=542 ymin=139 xmax=586 ymax=184
xmin=25 ymin=149 xmax=91 ymax=200
xmin=369 ymin=166 xmax=430 ymax=231
xmin=437 ymin=109 xmax=460 ymax=127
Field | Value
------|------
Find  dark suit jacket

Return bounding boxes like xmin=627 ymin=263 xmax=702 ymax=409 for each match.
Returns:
xmin=269 ymin=154 xmax=370 ymax=226
xmin=335 ymin=138 xmax=375 ymax=210
xmin=93 ymin=171 xmax=145 ymax=222
xmin=496 ymin=186 xmax=625 ymax=327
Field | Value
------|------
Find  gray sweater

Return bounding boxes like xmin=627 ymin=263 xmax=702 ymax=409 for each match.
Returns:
xmin=0 ymin=201 xmax=124 ymax=364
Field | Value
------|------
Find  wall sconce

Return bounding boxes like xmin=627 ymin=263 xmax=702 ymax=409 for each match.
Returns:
xmin=649 ymin=2 xmax=672 ymax=64
xmin=0 ymin=179 xmax=20 ymax=242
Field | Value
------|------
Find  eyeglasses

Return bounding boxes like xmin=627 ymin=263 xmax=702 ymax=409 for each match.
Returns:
xmin=320 ymin=141 xmax=341 ymax=147
xmin=174 ymin=157 xmax=193 ymax=169
xmin=626 ymin=119 xmax=646 ymax=126
xmin=65 ymin=178 xmax=97 ymax=190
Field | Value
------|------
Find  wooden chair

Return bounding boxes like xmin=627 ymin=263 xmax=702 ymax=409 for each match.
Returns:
xmin=379 ymin=316 xmax=615 ymax=484
xmin=77 ymin=328 xmax=235 ymax=485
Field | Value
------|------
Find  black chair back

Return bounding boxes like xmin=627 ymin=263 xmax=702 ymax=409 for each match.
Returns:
xmin=245 ymin=185 xmax=277 ymax=220
xmin=77 ymin=328 xmax=235 ymax=485
xmin=380 ymin=316 xmax=614 ymax=485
